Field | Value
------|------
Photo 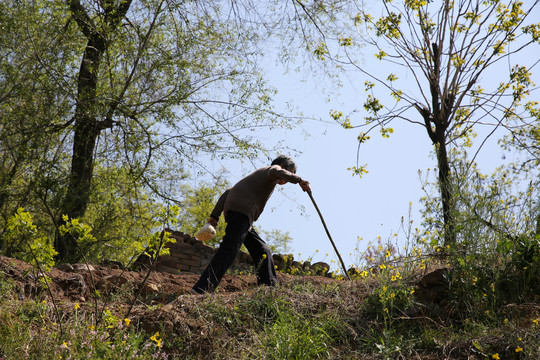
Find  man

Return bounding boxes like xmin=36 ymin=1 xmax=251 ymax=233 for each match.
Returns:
xmin=192 ymin=155 xmax=311 ymax=294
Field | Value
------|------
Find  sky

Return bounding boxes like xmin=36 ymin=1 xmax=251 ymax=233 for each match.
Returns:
xmin=232 ymin=70 xmax=445 ymax=271
xmin=201 ymin=71 xmax=446 ymax=272
xmin=188 ymin=2 xmax=540 ymax=273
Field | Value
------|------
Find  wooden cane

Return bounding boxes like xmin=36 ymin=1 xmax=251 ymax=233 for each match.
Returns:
xmin=307 ymin=191 xmax=351 ymax=280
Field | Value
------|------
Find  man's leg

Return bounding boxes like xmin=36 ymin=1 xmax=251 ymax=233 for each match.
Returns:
xmin=243 ymin=228 xmax=278 ymax=286
xmin=193 ymin=211 xmax=250 ymax=293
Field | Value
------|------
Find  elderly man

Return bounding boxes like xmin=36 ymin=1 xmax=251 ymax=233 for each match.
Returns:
xmin=192 ymin=155 xmax=311 ymax=294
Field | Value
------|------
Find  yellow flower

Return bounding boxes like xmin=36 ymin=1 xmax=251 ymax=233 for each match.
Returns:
xmin=533 ymin=318 xmax=539 ymax=325
xmin=74 ymin=303 xmax=80 ymax=310
xmin=124 ymin=318 xmax=131 ymax=326
xmin=150 ymin=332 xmax=163 ymax=348
xmin=492 ymin=354 xmax=500 ymax=359
xmin=262 ymin=254 xmax=267 ymax=259
xmin=515 ymin=346 xmax=523 ymax=352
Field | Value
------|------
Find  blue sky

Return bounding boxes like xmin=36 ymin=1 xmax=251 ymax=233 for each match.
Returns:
xmin=190 ymin=2 xmax=540 ymax=272
xmin=253 ymin=3 xmax=540 ymax=271
xmin=207 ymin=68 xmax=446 ymax=271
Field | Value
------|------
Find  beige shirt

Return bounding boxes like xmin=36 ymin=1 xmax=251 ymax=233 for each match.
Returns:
xmin=210 ymin=165 xmax=302 ymax=225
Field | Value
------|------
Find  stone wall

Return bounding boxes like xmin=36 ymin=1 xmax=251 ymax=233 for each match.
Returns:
xmin=134 ymin=228 xmax=330 ymax=277
xmin=134 ymin=229 xmax=253 ymax=275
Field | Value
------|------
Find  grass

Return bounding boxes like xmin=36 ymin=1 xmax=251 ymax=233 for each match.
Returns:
xmin=0 ymin=259 xmax=539 ymax=359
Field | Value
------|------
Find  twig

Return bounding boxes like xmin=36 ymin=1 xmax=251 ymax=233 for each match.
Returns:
xmin=24 ymin=239 xmax=65 ymax=338
xmin=124 ymin=228 xmax=167 ymax=319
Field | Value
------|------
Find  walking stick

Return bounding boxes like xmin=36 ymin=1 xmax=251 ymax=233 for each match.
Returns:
xmin=307 ymin=191 xmax=351 ymax=280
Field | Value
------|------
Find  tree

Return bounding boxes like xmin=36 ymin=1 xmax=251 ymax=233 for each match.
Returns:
xmin=1 ymin=0 xmax=298 ymax=262
xmin=56 ymin=0 xmax=134 ymax=260
xmin=0 ymin=1 xmax=76 ymax=248
xmin=314 ymin=0 xmax=540 ymax=245
xmin=499 ymin=91 xmax=540 ymax=234
xmin=176 ymin=180 xmax=230 ymax=247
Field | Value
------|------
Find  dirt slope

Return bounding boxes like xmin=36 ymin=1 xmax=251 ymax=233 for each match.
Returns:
xmin=0 ymin=255 xmax=341 ymax=310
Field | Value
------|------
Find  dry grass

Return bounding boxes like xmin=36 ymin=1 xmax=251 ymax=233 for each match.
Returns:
xmin=1 ymin=259 xmax=539 ymax=359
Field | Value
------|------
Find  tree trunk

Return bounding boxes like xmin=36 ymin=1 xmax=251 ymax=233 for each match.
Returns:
xmin=535 ymin=214 xmax=540 ymax=236
xmin=417 ymin=102 xmax=456 ymax=246
xmin=56 ymin=119 xmax=100 ymax=261
xmin=418 ymin=41 xmax=457 ymax=247
xmin=56 ymin=35 xmax=106 ymax=261
xmin=55 ymin=0 xmax=132 ymax=262
xmin=435 ymin=134 xmax=456 ymax=246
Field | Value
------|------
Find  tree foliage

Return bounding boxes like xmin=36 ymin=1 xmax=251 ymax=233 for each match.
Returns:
xmin=0 ymin=0 xmax=75 ymax=232
xmin=176 ymin=180 xmax=230 ymax=247
xmin=1 ymin=0 xmax=301 ymax=262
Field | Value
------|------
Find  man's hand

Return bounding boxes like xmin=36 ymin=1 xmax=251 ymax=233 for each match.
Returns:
xmin=208 ymin=217 xmax=218 ymax=227
xmin=299 ymin=180 xmax=311 ymax=193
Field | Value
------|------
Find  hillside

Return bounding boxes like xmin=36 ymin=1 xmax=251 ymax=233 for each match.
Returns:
xmin=0 ymin=255 xmax=539 ymax=359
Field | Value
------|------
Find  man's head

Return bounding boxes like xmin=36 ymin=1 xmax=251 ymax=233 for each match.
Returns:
xmin=271 ymin=155 xmax=297 ymax=173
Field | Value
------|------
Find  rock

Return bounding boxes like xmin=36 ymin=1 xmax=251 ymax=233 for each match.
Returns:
xmin=141 ymin=282 xmax=159 ymax=295
xmin=418 ymin=268 xmax=449 ymax=288
xmin=237 ymin=251 xmax=253 ymax=264
xmin=57 ymin=263 xmax=75 ymax=272
xmin=272 ymin=254 xmax=285 ymax=269
xmin=97 ymin=274 xmax=129 ymax=293
xmin=72 ymin=264 xmax=95 ymax=272
xmin=311 ymin=262 xmax=330 ymax=275
xmin=58 ymin=274 xmax=88 ymax=298
xmin=132 ymin=253 xmax=153 ymax=271
xmin=100 ymin=260 xmax=126 ymax=270
xmin=415 ymin=268 xmax=450 ymax=304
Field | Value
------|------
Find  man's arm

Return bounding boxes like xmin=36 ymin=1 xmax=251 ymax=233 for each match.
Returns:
xmin=209 ymin=189 xmax=230 ymax=226
xmin=271 ymin=165 xmax=311 ymax=192
xmin=270 ymin=165 xmax=302 ymax=183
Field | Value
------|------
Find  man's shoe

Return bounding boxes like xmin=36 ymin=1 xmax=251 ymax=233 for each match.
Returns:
xmin=189 ymin=288 xmax=203 ymax=295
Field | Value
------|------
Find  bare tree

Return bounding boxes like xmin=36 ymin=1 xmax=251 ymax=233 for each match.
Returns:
xmin=304 ymin=0 xmax=540 ymax=245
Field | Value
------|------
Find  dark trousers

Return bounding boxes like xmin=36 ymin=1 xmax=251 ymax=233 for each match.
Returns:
xmin=193 ymin=211 xmax=278 ymax=293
